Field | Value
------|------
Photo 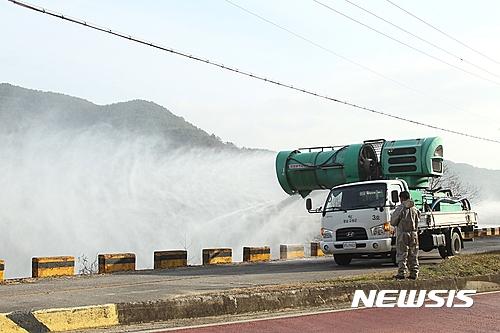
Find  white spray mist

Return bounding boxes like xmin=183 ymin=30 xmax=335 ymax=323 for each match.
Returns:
xmin=0 ymin=123 xmax=321 ymax=278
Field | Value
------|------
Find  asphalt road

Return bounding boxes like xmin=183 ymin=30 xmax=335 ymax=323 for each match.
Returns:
xmin=1 ymin=237 xmax=499 ymax=314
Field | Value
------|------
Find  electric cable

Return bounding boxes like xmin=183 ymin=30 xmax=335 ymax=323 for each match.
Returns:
xmin=414 ymin=0 xmax=464 ymax=33
xmin=8 ymin=0 xmax=500 ymax=144
xmin=387 ymin=0 xmax=500 ymax=67
xmin=313 ymin=0 xmax=500 ymax=86
xmin=225 ymin=0 xmax=500 ymax=125
xmin=345 ymin=0 xmax=500 ymax=81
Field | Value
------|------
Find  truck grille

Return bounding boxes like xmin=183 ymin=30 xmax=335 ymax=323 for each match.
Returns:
xmin=336 ymin=227 xmax=368 ymax=241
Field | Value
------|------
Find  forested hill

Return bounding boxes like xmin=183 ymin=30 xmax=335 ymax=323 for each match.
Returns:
xmin=2 ymin=83 xmax=499 ymax=201
xmin=0 ymin=83 xmax=236 ymax=149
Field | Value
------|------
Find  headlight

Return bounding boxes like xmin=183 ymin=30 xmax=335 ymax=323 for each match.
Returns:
xmin=320 ymin=228 xmax=333 ymax=239
xmin=371 ymin=223 xmax=390 ymax=236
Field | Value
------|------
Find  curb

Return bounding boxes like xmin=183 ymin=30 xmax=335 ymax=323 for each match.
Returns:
xmin=116 ymin=273 xmax=500 ymax=324
xmin=2 ymin=273 xmax=499 ymax=332
xmin=0 ymin=304 xmax=118 ymax=333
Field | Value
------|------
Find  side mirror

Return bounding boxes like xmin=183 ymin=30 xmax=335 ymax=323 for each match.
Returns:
xmin=391 ymin=190 xmax=399 ymax=204
xmin=306 ymin=198 xmax=312 ymax=211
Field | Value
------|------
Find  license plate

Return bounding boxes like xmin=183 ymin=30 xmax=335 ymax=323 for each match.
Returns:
xmin=343 ymin=242 xmax=356 ymax=249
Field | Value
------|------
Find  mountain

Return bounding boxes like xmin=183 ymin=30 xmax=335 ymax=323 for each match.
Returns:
xmin=1 ymin=83 xmax=498 ymax=201
xmin=0 ymin=83 xmax=236 ymax=149
xmin=446 ymin=160 xmax=500 ymax=202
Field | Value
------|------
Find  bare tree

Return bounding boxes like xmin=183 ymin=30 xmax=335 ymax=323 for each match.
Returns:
xmin=179 ymin=231 xmax=199 ymax=264
xmin=78 ymin=254 xmax=98 ymax=275
xmin=428 ymin=162 xmax=481 ymax=205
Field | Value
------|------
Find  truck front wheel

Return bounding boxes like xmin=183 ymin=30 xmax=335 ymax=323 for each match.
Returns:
xmin=390 ymin=249 xmax=397 ymax=266
xmin=334 ymin=254 xmax=352 ymax=266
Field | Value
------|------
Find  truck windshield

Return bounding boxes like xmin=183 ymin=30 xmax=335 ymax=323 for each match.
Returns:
xmin=324 ymin=183 xmax=387 ymax=212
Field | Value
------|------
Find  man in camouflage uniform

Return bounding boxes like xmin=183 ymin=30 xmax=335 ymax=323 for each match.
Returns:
xmin=390 ymin=191 xmax=420 ymax=279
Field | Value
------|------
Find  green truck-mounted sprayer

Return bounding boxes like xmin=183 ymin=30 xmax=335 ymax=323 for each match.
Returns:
xmin=276 ymin=137 xmax=477 ymax=266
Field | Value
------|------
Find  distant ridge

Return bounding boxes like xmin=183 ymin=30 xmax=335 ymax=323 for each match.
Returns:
xmin=1 ymin=83 xmax=498 ymax=201
xmin=0 ymin=83 xmax=236 ymax=149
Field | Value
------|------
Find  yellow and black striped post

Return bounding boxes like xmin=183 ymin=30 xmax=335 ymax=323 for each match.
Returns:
xmin=310 ymin=242 xmax=324 ymax=257
xmin=482 ymin=228 xmax=492 ymax=236
xmin=98 ymin=253 xmax=135 ymax=273
xmin=32 ymin=256 xmax=75 ymax=278
xmin=463 ymin=229 xmax=482 ymax=240
xmin=0 ymin=260 xmax=4 ymax=281
xmin=202 ymin=248 xmax=232 ymax=265
xmin=280 ymin=244 xmax=304 ymax=259
xmin=243 ymin=246 xmax=270 ymax=262
xmin=462 ymin=231 xmax=473 ymax=240
xmin=154 ymin=250 xmax=188 ymax=269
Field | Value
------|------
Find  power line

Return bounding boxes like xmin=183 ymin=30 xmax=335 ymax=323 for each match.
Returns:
xmin=313 ymin=0 xmax=500 ymax=87
xmin=387 ymin=0 xmax=500 ymax=67
xmin=225 ymin=0 xmax=500 ymax=125
xmin=8 ymin=0 xmax=500 ymax=144
xmin=414 ymin=0 xmax=464 ymax=33
xmin=345 ymin=0 xmax=500 ymax=81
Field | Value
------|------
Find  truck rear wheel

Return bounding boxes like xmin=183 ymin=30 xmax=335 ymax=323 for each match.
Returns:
xmin=334 ymin=254 xmax=352 ymax=266
xmin=438 ymin=230 xmax=462 ymax=258
xmin=449 ymin=231 xmax=462 ymax=256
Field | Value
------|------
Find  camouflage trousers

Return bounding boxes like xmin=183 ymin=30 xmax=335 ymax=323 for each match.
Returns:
xmin=396 ymin=231 xmax=419 ymax=277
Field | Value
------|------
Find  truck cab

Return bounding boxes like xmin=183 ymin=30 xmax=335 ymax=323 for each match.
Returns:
xmin=309 ymin=179 xmax=406 ymax=265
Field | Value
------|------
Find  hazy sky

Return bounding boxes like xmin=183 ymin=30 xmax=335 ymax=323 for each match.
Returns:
xmin=2 ymin=0 xmax=500 ymax=169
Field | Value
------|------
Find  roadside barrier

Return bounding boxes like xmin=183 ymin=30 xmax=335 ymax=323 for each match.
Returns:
xmin=243 ymin=246 xmax=271 ymax=262
xmin=482 ymin=228 xmax=492 ymax=236
xmin=202 ymin=248 xmax=232 ymax=265
xmin=280 ymin=244 xmax=304 ymax=259
xmin=310 ymin=242 xmax=325 ymax=257
xmin=98 ymin=253 xmax=135 ymax=273
xmin=483 ymin=227 xmax=500 ymax=236
xmin=2 ymin=230 xmax=498 ymax=279
xmin=32 ymin=256 xmax=75 ymax=278
xmin=463 ymin=227 xmax=500 ymax=239
xmin=154 ymin=250 xmax=188 ymax=269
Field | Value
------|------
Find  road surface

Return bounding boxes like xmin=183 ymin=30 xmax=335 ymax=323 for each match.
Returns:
xmin=1 ymin=237 xmax=499 ymax=313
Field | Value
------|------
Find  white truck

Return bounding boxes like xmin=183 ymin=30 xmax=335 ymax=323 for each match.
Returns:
xmin=306 ymin=178 xmax=477 ymax=265
xmin=276 ymin=136 xmax=478 ymax=265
